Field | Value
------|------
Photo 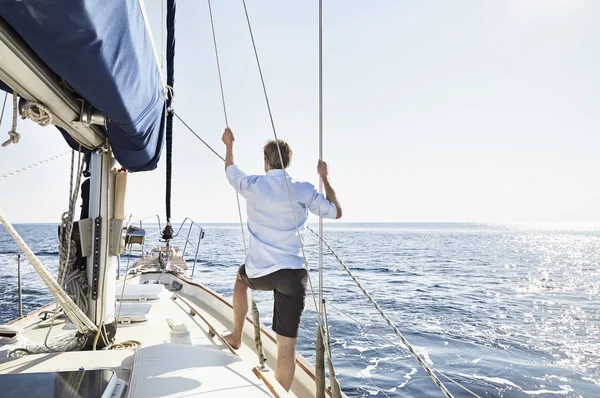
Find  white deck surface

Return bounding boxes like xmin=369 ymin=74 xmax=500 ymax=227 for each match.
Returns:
xmin=0 ymin=275 xmax=293 ymax=397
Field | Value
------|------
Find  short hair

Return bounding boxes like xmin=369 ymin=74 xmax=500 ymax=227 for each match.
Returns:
xmin=263 ymin=139 xmax=292 ymax=169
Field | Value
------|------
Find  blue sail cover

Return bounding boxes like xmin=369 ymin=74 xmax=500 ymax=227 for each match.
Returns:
xmin=0 ymin=1 xmax=165 ymax=172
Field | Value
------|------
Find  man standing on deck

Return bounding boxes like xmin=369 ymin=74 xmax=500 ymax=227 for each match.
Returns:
xmin=221 ymin=127 xmax=342 ymax=391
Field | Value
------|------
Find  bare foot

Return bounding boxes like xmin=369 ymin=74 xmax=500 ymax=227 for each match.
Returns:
xmin=223 ymin=333 xmax=241 ymax=349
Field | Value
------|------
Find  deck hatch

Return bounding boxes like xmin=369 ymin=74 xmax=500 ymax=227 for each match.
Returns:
xmin=0 ymin=369 xmax=118 ymax=397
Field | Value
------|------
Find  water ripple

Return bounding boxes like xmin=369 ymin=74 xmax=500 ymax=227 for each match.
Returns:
xmin=1 ymin=223 xmax=599 ymax=397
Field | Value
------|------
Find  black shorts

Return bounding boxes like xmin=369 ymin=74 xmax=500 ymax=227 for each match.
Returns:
xmin=238 ymin=264 xmax=307 ymax=338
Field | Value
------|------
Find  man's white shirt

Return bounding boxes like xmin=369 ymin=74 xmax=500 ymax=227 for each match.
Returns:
xmin=226 ymin=165 xmax=337 ymax=278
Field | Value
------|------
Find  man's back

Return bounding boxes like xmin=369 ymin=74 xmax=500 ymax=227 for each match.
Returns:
xmin=226 ymin=165 xmax=337 ymax=278
xmin=221 ymin=130 xmax=343 ymax=391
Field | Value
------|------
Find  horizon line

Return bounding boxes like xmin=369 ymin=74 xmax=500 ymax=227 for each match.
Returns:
xmin=6 ymin=221 xmax=600 ymax=225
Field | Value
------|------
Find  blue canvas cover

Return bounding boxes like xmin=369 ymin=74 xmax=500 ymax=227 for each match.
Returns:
xmin=0 ymin=0 xmax=165 ymax=172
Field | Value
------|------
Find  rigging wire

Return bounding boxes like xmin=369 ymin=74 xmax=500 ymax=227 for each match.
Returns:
xmin=175 ymin=111 xmax=345 ymax=379
xmin=175 ymin=114 xmax=483 ymax=398
xmin=341 ymin=357 xmax=393 ymax=398
xmin=297 ymin=323 xmax=392 ymax=398
xmin=207 ymin=0 xmax=230 ymax=128
xmin=318 ymin=0 xmax=324 ymax=316
xmin=116 ymin=242 xmax=136 ymax=325
xmin=46 ymin=147 xmax=84 ymax=349
xmin=324 ymin=301 xmax=483 ymax=398
xmin=161 ymin=0 xmax=165 ymax=76
xmin=177 ymin=3 xmax=459 ymax=395
xmin=206 ymin=0 xmax=247 ymax=254
xmin=173 ymin=112 xmax=223 ymax=161
xmin=315 ymin=2 xmax=336 ymax=394
xmin=306 ymin=227 xmax=454 ymax=397
xmin=239 ymin=0 xmax=328 ymax=346
xmin=0 ymin=92 xmax=7 ymax=128
xmin=0 ymin=151 xmax=70 ymax=182
xmin=205 ymin=0 xmax=264 ymax=366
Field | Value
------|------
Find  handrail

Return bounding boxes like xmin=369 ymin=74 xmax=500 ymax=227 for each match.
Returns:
xmin=171 ymin=293 xmax=236 ymax=355
xmin=171 ymin=217 xmax=204 ymax=277
xmin=138 ymin=214 xmax=163 ymax=231
xmin=134 ymin=215 xmax=204 ymax=277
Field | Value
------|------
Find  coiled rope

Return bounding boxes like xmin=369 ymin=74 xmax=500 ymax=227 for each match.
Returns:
xmin=22 ymin=101 xmax=53 ymax=127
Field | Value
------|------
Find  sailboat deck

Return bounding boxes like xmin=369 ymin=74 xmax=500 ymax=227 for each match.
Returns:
xmin=132 ymin=254 xmax=189 ymax=271
xmin=0 ymin=275 xmax=292 ymax=397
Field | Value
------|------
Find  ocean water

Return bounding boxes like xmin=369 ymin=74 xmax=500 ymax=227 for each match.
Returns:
xmin=1 ymin=223 xmax=599 ymax=397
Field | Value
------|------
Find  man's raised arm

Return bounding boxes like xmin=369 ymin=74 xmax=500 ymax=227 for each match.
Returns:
xmin=318 ymin=160 xmax=342 ymax=219
xmin=222 ymin=127 xmax=251 ymax=196
xmin=222 ymin=127 xmax=235 ymax=171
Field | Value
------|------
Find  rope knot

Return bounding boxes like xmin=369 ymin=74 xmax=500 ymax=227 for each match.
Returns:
xmin=22 ymin=102 xmax=53 ymax=127
xmin=2 ymin=131 xmax=20 ymax=147
xmin=164 ymin=85 xmax=175 ymax=113
xmin=161 ymin=223 xmax=174 ymax=241
xmin=2 ymin=91 xmax=21 ymax=147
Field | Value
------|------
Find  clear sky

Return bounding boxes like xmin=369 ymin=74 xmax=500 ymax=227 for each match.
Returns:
xmin=1 ymin=0 xmax=599 ymax=224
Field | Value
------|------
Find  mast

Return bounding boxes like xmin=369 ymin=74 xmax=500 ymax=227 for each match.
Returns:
xmin=85 ymin=147 xmax=118 ymax=348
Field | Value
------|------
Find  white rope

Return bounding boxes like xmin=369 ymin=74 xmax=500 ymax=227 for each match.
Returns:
xmin=306 ymin=227 xmax=454 ymax=398
xmin=2 ymin=91 xmax=20 ymax=147
xmin=1 ymin=131 xmax=19 ymax=147
xmin=22 ymin=101 xmax=53 ymax=127
xmin=0 ymin=209 xmax=97 ymax=334
xmin=0 ymin=151 xmax=69 ymax=182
